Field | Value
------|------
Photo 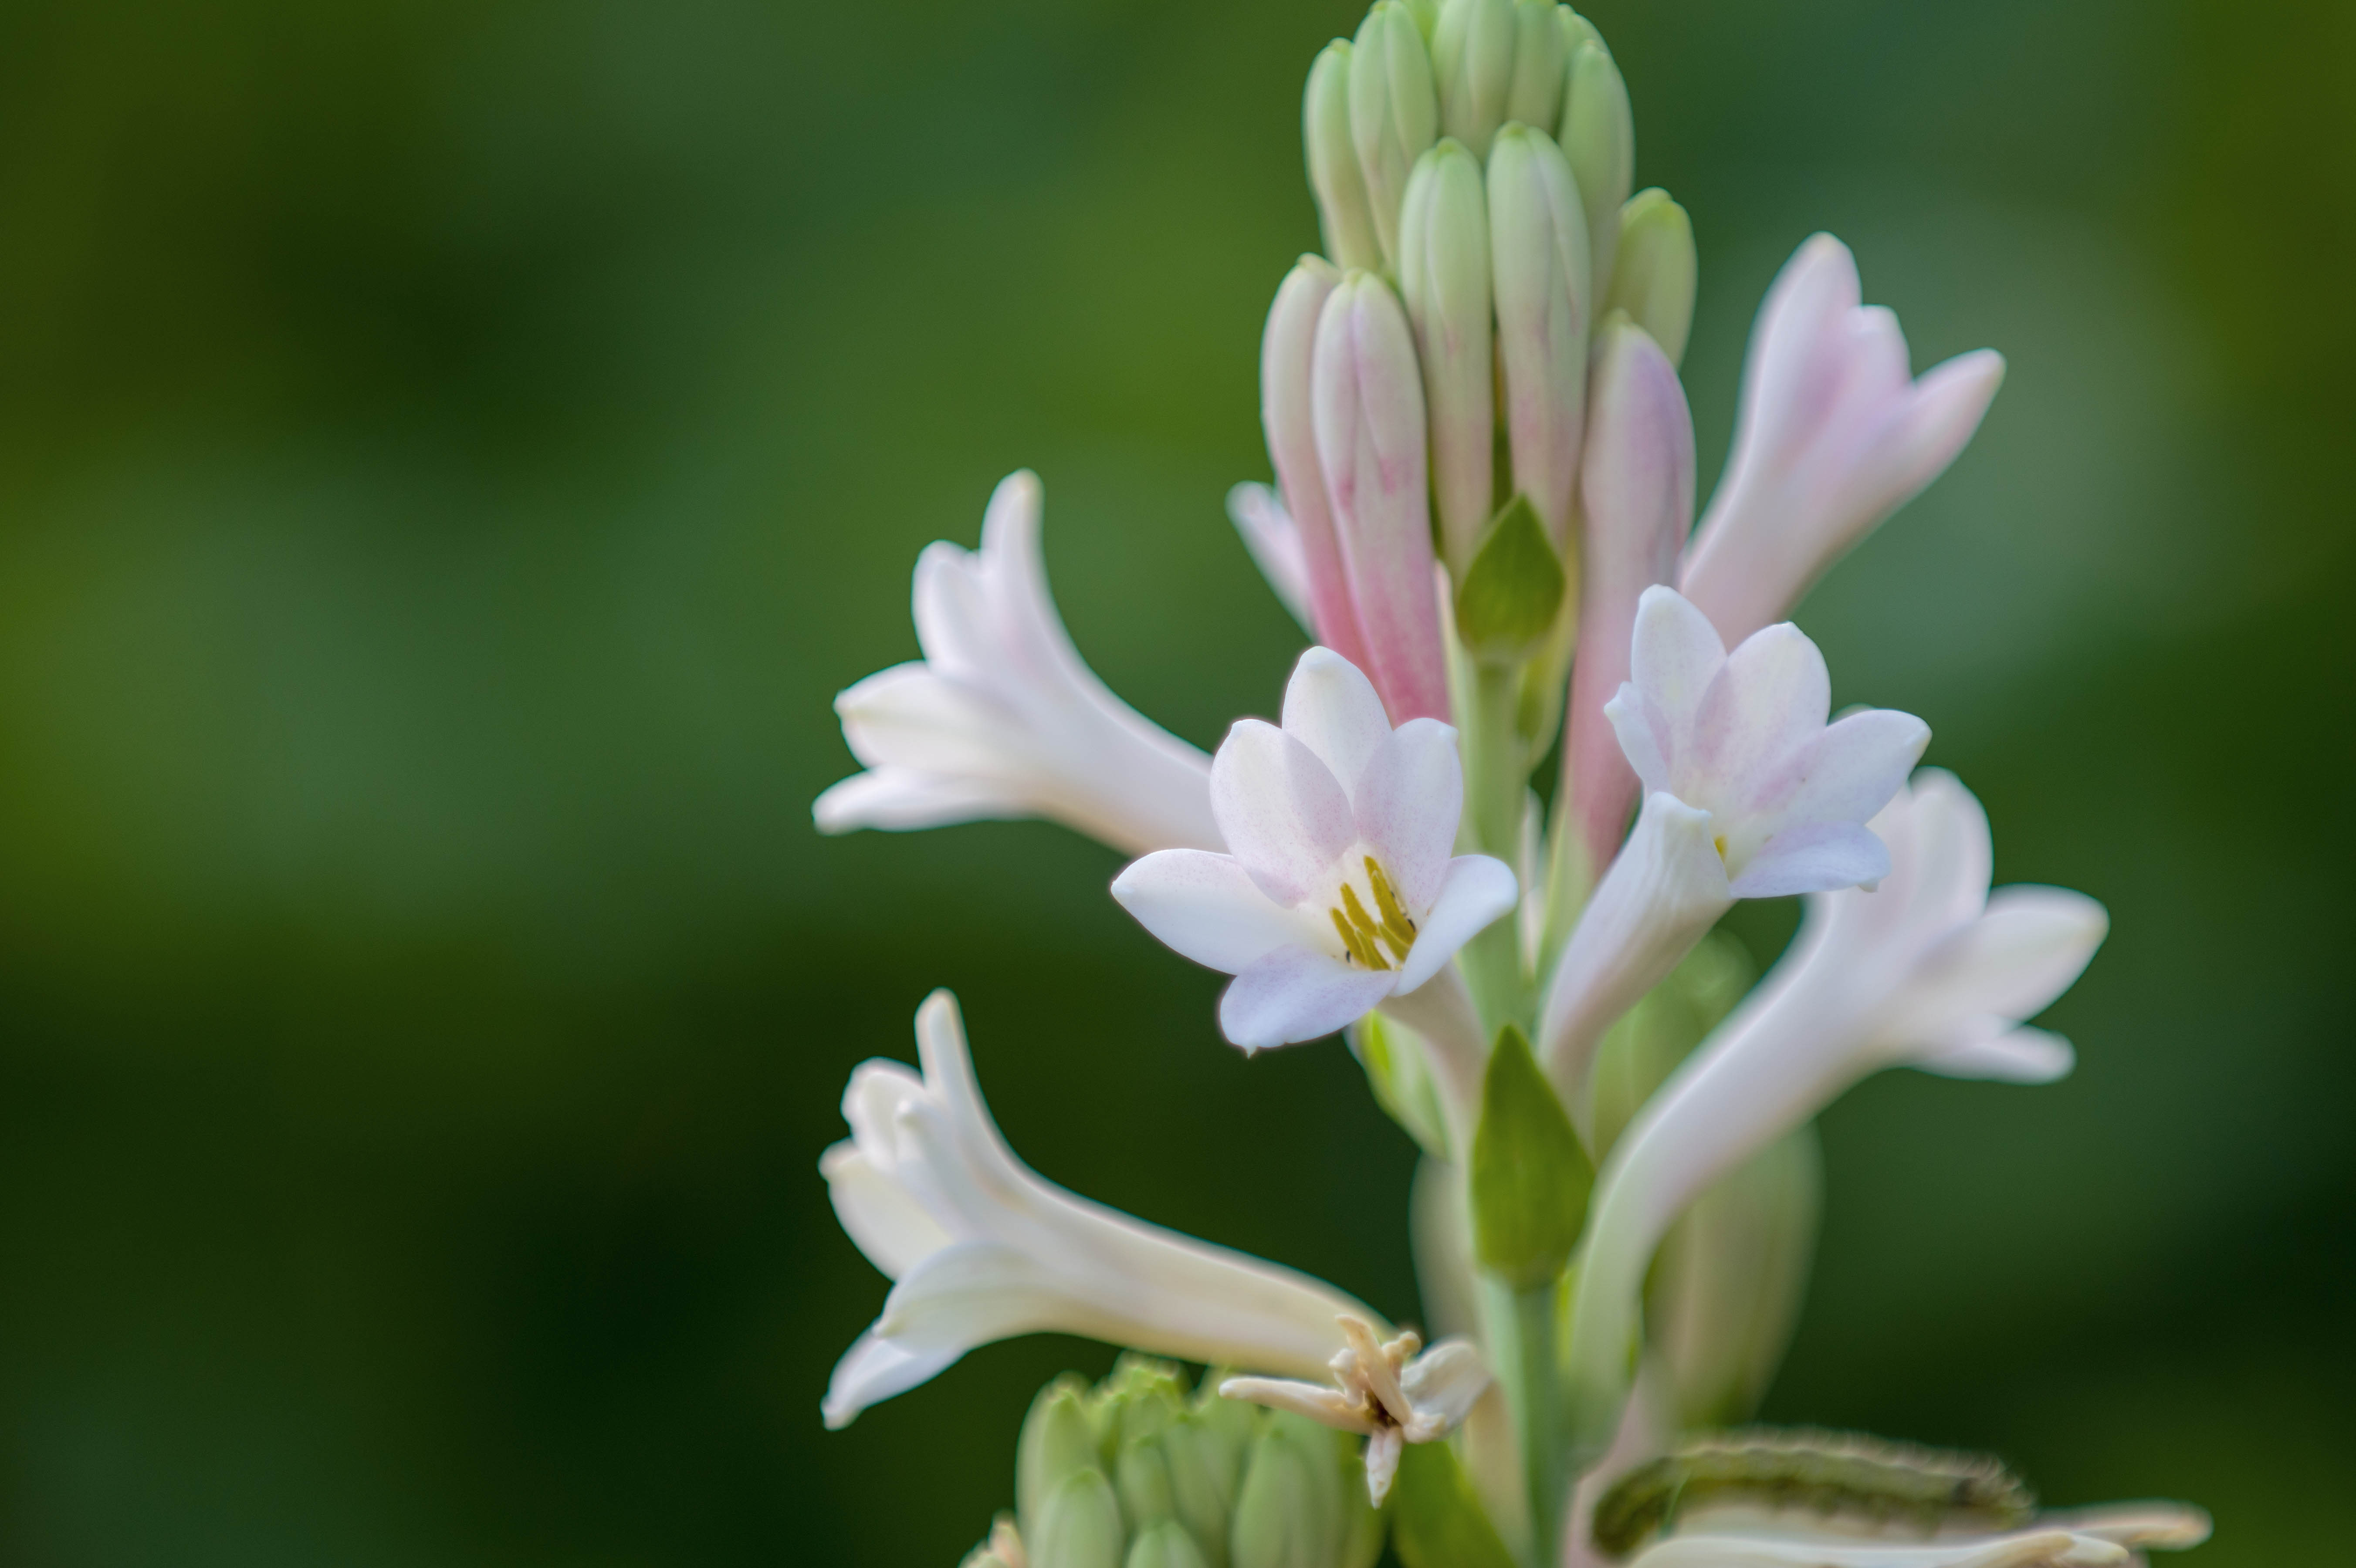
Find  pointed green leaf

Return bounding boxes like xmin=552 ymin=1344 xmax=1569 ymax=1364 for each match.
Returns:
xmin=1470 ymin=1023 xmax=1594 ymax=1289
xmin=1452 ymin=494 xmax=1567 ymax=662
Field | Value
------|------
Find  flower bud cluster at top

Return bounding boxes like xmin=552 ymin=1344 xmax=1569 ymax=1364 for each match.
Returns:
xmin=1276 ymin=0 xmax=1693 ymax=718
xmin=970 ymin=1357 xmax=1381 ymax=1568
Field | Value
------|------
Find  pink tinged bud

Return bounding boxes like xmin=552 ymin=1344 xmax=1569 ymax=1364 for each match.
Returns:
xmin=1487 ymin=123 xmax=1591 ymax=545
xmin=1262 ymin=256 xmax=1379 ymax=678
xmin=1305 ymin=41 xmax=1383 ymax=272
xmin=1431 ymin=0 xmax=1515 ymax=158
xmin=1348 ymin=1 xmax=1440 ymax=270
xmin=1564 ymin=318 xmax=1694 ymax=874
xmin=1311 ymin=273 xmax=1452 ymax=724
xmin=1398 ymin=140 xmax=1495 ymax=575
xmin=1679 ymin=233 xmax=2007 ymax=646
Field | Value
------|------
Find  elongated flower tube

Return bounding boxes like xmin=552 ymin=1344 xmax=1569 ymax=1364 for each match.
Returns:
xmin=1397 ymin=138 xmax=1494 ymax=574
xmin=1113 ymin=647 xmax=1515 ymax=1063
xmin=816 ymin=471 xmax=1221 ymax=856
xmin=1313 ymin=272 xmax=1452 ymax=723
xmin=822 ymin=991 xmax=1381 ymax=1429
xmin=1263 ymin=255 xmax=1383 ymax=682
xmin=1489 ymin=121 xmax=1591 ymax=545
xmin=1679 ymin=234 xmax=2007 ymax=646
xmin=1563 ymin=770 xmax=2106 ymax=1457
xmin=1537 ymin=587 xmax=1928 ymax=1115
xmin=1557 ymin=34 xmax=1632 ymax=302
xmin=1561 ymin=317 xmax=1693 ymax=881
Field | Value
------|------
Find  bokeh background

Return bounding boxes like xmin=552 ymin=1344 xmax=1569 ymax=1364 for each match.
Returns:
xmin=0 ymin=0 xmax=2349 ymax=1562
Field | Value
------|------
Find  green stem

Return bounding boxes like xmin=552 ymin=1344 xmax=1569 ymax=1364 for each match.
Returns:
xmin=1479 ymin=1274 xmax=1570 ymax=1568
xmin=1458 ymin=662 xmax=1531 ymax=1032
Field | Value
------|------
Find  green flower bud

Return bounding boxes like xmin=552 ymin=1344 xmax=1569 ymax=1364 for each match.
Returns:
xmin=962 ymin=1515 xmax=1027 ymax=1568
xmin=1159 ymin=1415 xmax=1248 ymax=1568
xmin=1607 ymin=188 xmax=1696 ymax=367
xmin=1487 ymin=122 xmax=1591 ymax=542
xmin=1555 ymin=6 xmax=1602 ymax=57
xmin=1126 ymin=1521 xmax=1215 ymax=1568
xmin=1390 ymin=1440 xmax=1517 ymax=1568
xmin=1306 ymin=42 xmax=1383 ymax=271
xmin=1558 ymin=39 xmax=1633 ymax=301
xmin=1397 ymin=139 xmax=1493 ymax=572
xmin=1036 ymin=1469 xmax=1128 ymax=1568
xmin=1348 ymin=1 xmax=1439 ymax=268
xmin=1432 ymin=0 xmax=1515 ymax=158
xmin=1020 ymin=1378 xmax=1105 ymax=1543
xmin=1504 ymin=0 xmax=1567 ymax=136
xmin=1231 ymin=1414 xmax=1350 ymax=1568
xmin=1650 ymin=1125 xmax=1824 ymax=1428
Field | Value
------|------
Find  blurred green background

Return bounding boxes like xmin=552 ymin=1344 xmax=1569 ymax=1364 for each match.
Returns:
xmin=0 ymin=0 xmax=2348 ymax=1562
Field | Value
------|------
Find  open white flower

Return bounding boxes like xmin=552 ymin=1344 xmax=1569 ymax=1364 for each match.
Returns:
xmin=1563 ymin=770 xmax=2106 ymax=1454
xmin=1621 ymin=1503 xmax=2208 ymax=1568
xmin=1539 ymin=586 xmax=1928 ymax=1112
xmin=1679 ymin=233 xmax=2006 ymax=647
xmin=1222 ymin=1313 xmax=1491 ymax=1507
xmin=815 ymin=470 xmax=1222 ymax=856
xmin=822 ymin=990 xmax=1379 ymax=1429
xmin=1111 ymin=647 xmax=1517 ymax=1051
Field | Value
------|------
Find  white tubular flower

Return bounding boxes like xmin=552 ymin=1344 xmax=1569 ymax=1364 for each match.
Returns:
xmin=1538 ymin=586 xmax=1928 ymax=1112
xmin=1226 ymin=481 xmax=1316 ymax=634
xmin=1564 ymin=770 xmax=2106 ymax=1455
xmin=1679 ymin=234 xmax=2007 ymax=647
xmin=1224 ymin=1314 xmax=1492 ymax=1507
xmin=1111 ymin=647 xmax=1517 ymax=1051
xmin=814 ymin=471 xmax=1221 ymax=856
xmin=821 ymin=991 xmax=1379 ymax=1429
xmin=1562 ymin=316 xmax=1693 ymax=880
xmin=1622 ymin=1505 xmax=2209 ymax=1568
xmin=815 ymin=471 xmax=1215 ymax=857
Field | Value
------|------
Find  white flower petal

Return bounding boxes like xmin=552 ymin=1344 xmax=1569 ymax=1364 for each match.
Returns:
xmin=1395 ymin=854 xmax=1517 ymax=994
xmin=1894 ymin=886 xmax=2108 ymax=1027
xmin=822 ymin=1330 xmax=964 ymax=1431
xmin=821 ymin=1141 xmax=953 ymax=1279
xmin=1364 ymin=1426 xmax=1405 ymax=1506
xmin=1689 ymin=624 xmax=1831 ymax=798
xmin=1112 ymin=849 xmax=1317 ymax=976
xmin=1628 ymin=585 xmax=1727 ymax=736
xmin=1211 ymin=720 xmax=1357 ymax=905
xmin=1352 ymin=718 xmax=1466 ymax=912
xmin=1282 ymin=645 xmax=1396 ymax=795
xmin=1769 ymin=709 xmax=1934 ymax=832
xmin=1398 ymin=1338 xmax=1492 ymax=1430
xmin=1915 ymin=1025 xmax=2076 ymax=1085
xmin=1229 ymin=481 xmax=1317 ymax=632
xmin=1729 ymin=821 xmax=1891 ymax=899
xmin=812 ymin=767 xmax=1032 ymax=835
xmin=1220 ymin=945 xmax=1399 ymax=1049
xmin=1628 ymin=1528 xmax=2126 ymax=1568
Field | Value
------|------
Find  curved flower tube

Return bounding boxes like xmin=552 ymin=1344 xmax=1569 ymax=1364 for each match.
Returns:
xmin=1623 ymin=1503 xmax=2208 ymax=1568
xmin=1563 ymin=770 xmax=2107 ymax=1458
xmin=814 ymin=470 xmax=1222 ymax=856
xmin=822 ymin=990 xmax=1380 ymax=1429
xmin=1113 ymin=648 xmax=1516 ymax=1055
xmin=1679 ymin=234 xmax=2006 ymax=647
xmin=1538 ymin=587 xmax=1929 ymax=1116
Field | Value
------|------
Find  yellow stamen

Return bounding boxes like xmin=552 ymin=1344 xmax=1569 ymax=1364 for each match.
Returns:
xmin=1331 ymin=906 xmax=1388 ymax=970
xmin=1364 ymin=857 xmax=1419 ymax=956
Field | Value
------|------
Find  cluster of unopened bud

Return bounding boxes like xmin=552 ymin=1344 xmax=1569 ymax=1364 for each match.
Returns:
xmin=1266 ymin=0 xmax=1697 ymax=720
xmin=961 ymin=1357 xmax=1382 ymax=1568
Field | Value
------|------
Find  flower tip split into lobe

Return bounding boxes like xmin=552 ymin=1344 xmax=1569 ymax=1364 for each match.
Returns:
xmin=1112 ymin=648 xmax=1515 ymax=1052
xmin=814 ymin=470 xmax=1223 ymax=858
xmin=1540 ymin=587 xmax=1927 ymax=1105
xmin=1679 ymin=232 xmax=2007 ymax=647
xmin=1221 ymin=1312 xmax=1491 ymax=1506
